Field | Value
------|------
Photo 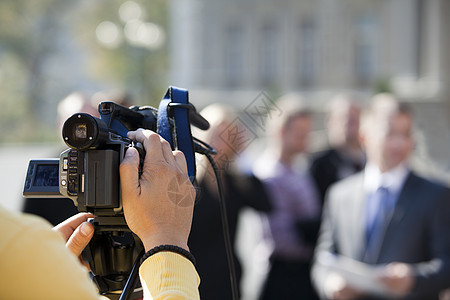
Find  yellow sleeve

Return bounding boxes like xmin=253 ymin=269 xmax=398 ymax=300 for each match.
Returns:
xmin=0 ymin=209 xmax=102 ymax=300
xmin=139 ymin=252 xmax=201 ymax=300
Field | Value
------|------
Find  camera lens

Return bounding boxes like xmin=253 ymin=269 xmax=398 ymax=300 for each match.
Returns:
xmin=75 ymin=124 xmax=88 ymax=139
xmin=62 ymin=114 xmax=108 ymax=150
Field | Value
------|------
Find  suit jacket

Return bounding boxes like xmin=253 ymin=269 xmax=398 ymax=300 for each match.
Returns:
xmin=312 ymin=171 xmax=450 ymax=299
xmin=310 ymin=148 xmax=365 ymax=205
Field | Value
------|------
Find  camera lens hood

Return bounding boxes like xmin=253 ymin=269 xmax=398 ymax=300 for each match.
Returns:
xmin=62 ymin=113 xmax=109 ymax=150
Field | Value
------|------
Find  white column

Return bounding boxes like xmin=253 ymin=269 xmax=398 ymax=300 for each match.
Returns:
xmin=169 ymin=0 xmax=202 ymax=87
xmin=387 ymin=0 xmax=419 ymax=77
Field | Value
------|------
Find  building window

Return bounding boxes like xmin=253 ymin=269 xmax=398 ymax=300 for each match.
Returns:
xmin=224 ymin=25 xmax=244 ymax=88
xmin=259 ymin=23 xmax=278 ymax=87
xmin=298 ymin=20 xmax=316 ymax=87
xmin=354 ymin=15 xmax=377 ymax=87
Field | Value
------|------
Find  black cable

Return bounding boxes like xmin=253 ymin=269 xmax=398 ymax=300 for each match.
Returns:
xmin=119 ymin=249 xmax=145 ymax=300
xmin=193 ymin=138 xmax=217 ymax=155
xmin=204 ymin=151 xmax=239 ymax=300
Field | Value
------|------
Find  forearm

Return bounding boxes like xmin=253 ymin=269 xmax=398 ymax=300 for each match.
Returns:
xmin=139 ymin=252 xmax=200 ymax=300
xmin=1 ymin=213 xmax=101 ymax=300
xmin=311 ymin=196 xmax=339 ymax=299
xmin=311 ymin=257 xmax=332 ymax=300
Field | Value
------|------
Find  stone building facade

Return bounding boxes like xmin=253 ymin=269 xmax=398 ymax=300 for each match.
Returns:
xmin=168 ymin=0 xmax=450 ymax=180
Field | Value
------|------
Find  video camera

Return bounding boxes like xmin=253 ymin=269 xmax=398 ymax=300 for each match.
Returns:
xmin=23 ymin=86 xmax=210 ymax=297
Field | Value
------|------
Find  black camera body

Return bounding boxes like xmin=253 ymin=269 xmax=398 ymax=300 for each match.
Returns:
xmin=60 ymin=102 xmax=156 ymax=216
xmin=23 ymin=86 xmax=208 ymax=295
xmin=61 ymin=102 xmax=156 ymax=293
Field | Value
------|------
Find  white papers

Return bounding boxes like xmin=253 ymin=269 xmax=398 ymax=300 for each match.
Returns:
xmin=317 ymin=252 xmax=392 ymax=297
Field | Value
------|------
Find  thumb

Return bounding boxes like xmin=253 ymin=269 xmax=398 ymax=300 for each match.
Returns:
xmin=120 ymin=147 xmax=140 ymax=197
xmin=66 ymin=222 xmax=94 ymax=258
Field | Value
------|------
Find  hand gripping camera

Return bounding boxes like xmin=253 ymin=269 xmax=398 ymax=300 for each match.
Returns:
xmin=23 ymin=86 xmax=210 ymax=297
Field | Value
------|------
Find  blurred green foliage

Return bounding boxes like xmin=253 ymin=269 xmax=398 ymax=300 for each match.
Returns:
xmin=0 ymin=0 xmax=169 ymax=143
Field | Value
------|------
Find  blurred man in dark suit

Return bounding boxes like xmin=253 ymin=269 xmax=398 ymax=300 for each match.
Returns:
xmin=310 ymin=94 xmax=365 ymax=205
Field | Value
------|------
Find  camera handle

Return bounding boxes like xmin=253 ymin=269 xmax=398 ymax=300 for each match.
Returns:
xmin=82 ymin=217 xmax=144 ymax=297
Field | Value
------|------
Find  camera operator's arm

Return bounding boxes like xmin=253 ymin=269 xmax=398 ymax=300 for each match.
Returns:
xmin=0 ymin=206 xmax=103 ymax=300
xmin=120 ymin=129 xmax=200 ymax=299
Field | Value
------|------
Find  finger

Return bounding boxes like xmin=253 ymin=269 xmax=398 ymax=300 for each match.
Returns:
xmin=120 ymin=147 xmax=141 ymax=196
xmin=161 ymin=139 xmax=177 ymax=166
xmin=173 ymin=150 xmax=188 ymax=175
xmin=127 ymin=130 xmax=137 ymax=141
xmin=66 ymin=221 xmax=94 ymax=258
xmin=53 ymin=212 xmax=95 ymax=241
xmin=130 ymin=129 xmax=166 ymax=163
xmin=129 ymin=129 xmax=175 ymax=165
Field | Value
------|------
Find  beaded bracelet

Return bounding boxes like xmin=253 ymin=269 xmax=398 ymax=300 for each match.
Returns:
xmin=140 ymin=245 xmax=196 ymax=266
